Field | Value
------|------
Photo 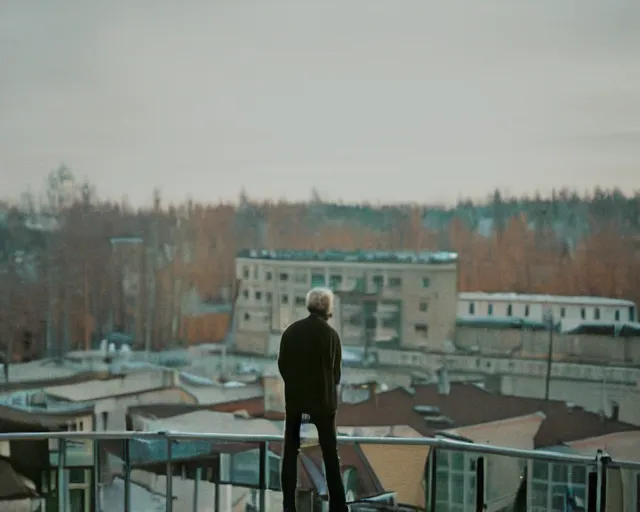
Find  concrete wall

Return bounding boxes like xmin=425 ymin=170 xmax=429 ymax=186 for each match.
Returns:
xmin=235 ymin=330 xmax=270 ymax=356
xmin=500 ymin=374 xmax=640 ymax=424
xmin=455 ymin=326 xmax=640 ymax=365
xmin=94 ymin=387 xmax=197 ymax=431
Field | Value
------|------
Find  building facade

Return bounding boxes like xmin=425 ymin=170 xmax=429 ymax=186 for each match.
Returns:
xmin=457 ymin=292 xmax=637 ymax=328
xmin=234 ymin=250 xmax=458 ymax=356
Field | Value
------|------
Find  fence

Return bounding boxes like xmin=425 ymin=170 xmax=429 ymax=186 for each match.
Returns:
xmin=0 ymin=430 xmax=639 ymax=512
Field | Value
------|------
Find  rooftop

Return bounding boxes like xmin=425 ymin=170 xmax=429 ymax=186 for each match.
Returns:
xmin=236 ymin=249 xmax=458 ymax=265
xmin=459 ymin=292 xmax=635 ymax=307
xmin=203 ymin=382 xmax=637 ymax=449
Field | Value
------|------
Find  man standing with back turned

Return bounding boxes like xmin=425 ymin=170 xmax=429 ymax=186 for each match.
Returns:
xmin=278 ymin=287 xmax=348 ymax=512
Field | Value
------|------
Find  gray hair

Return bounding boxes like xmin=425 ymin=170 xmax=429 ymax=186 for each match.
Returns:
xmin=305 ymin=287 xmax=334 ymax=316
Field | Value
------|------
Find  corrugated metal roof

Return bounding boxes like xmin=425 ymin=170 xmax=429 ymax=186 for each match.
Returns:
xmin=237 ymin=249 xmax=458 ymax=265
xmin=456 ymin=317 xmax=550 ymax=330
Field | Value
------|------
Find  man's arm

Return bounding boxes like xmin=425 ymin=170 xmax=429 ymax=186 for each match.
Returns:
xmin=333 ymin=331 xmax=342 ymax=386
xmin=277 ymin=331 xmax=289 ymax=381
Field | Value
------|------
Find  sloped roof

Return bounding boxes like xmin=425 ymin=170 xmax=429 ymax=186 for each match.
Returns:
xmin=0 ymin=403 xmax=93 ymax=431
xmin=0 ymin=458 xmax=39 ymax=501
xmin=334 ymin=383 xmax=636 ymax=448
xmin=562 ymin=321 xmax=640 ymax=337
xmin=567 ymin=430 xmax=640 ymax=461
xmin=142 ymin=382 xmax=637 ymax=451
xmin=298 ymin=443 xmax=385 ymax=499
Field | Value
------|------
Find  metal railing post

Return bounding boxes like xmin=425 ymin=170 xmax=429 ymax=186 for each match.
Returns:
xmin=475 ymin=456 xmax=485 ymax=512
xmin=166 ymin=435 xmax=173 ymax=512
xmin=123 ymin=438 xmax=131 ymax=512
xmin=259 ymin=441 xmax=268 ymax=512
xmin=214 ymin=456 xmax=221 ymax=512
xmin=428 ymin=449 xmax=437 ymax=512
xmin=193 ymin=467 xmax=201 ymax=512
xmin=595 ymin=449 xmax=609 ymax=512
xmin=58 ymin=438 xmax=67 ymax=512
xmin=93 ymin=438 xmax=101 ymax=512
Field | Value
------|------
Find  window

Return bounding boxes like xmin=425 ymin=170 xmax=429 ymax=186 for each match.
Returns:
xmin=242 ymin=266 xmax=249 ymax=279
xmin=382 ymin=316 xmax=398 ymax=329
xmin=388 ymin=277 xmax=402 ymax=288
xmin=434 ymin=449 xmax=480 ymax=512
xmin=281 ymin=294 xmax=289 ymax=304
xmin=266 ymin=271 xmax=272 ymax=281
xmin=630 ymin=306 xmax=637 ymax=322
xmin=244 ymin=312 xmax=250 ymax=321
xmin=45 ymin=469 xmax=91 ymax=512
xmin=524 ymin=305 xmax=530 ymax=317
xmin=594 ymin=307 xmax=600 ymax=320
xmin=468 ymin=302 xmax=475 ymax=315
xmin=422 ymin=277 xmax=431 ymax=288
xmin=507 ymin=304 xmax=512 ymax=316
xmin=415 ymin=324 xmax=428 ymax=335
xmin=487 ymin=304 xmax=494 ymax=316
xmin=266 ymin=292 xmax=272 ymax=303
xmin=530 ymin=461 xmax=588 ymax=512
xmin=279 ymin=272 xmax=289 ymax=282
xmin=255 ymin=291 xmax=262 ymax=301
xmin=311 ymin=272 xmax=326 ymax=287
xmin=560 ymin=307 xmax=566 ymax=318
xmin=242 ymin=289 xmax=249 ymax=300
xmin=372 ymin=275 xmax=384 ymax=291
xmin=580 ymin=307 xmax=586 ymax=320
xmin=229 ymin=449 xmax=281 ymax=489
xmin=419 ymin=301 xmax=428 ymax=312
xmin=614 ymin=310 xmax=620 ymax=322
xmin=329 ymin=274 xmax=343 ymax=289
xmin=295 ymin=296 xmax=305 ymax=306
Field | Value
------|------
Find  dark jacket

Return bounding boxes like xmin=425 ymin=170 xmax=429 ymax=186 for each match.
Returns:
xmin=277 ymin=313 xmax=343 ymax=416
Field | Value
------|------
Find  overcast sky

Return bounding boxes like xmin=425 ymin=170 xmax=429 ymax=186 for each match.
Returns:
xmin=1 ymin=0 xmax=639 ymax=206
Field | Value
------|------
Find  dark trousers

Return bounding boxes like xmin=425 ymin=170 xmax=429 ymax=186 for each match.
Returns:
xmin=281 ymin=412 xmax=348 ymax=512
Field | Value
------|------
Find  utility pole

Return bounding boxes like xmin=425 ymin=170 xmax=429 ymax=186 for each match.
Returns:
xmin=145 ymin=221 xmax=157 ymax=358
xmin=544 ymin=307 xmax=554 ymax=401
xmin=46 ymin=236 xmax=55 ymax=359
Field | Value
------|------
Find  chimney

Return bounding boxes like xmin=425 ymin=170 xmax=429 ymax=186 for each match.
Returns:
xmin=610 ymin=401 xmax=620 ymax=421
xmin=436 ymin=367 xmax=450 ymax=395
xmin=367 ymin=382 xmax=376 ymax=400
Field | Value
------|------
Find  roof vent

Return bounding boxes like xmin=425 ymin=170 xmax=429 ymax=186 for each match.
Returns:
xmin=414 ymin=405 xmax=441 ymax=416
xmin=436 ymin=367 xmax=450 ymax=395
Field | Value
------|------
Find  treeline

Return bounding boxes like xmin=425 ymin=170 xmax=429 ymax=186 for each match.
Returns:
xmin=0 ymin=166 xmax=638 ymax=360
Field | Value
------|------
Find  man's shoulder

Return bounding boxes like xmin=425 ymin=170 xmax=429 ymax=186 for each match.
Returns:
xmin=282 ymin=317 xmax=307 ymax=336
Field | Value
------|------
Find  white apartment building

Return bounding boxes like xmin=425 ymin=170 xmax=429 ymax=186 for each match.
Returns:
xmin=234 ymin=249 xmax=459 ymax=356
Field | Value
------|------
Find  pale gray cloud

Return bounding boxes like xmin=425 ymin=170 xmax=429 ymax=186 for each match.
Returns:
xmin=1 ymin=0 xmax=639 ymax=205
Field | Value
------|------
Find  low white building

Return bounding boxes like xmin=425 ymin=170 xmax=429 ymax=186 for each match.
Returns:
xmin=458 ymin=292 xmax=637 ymax=329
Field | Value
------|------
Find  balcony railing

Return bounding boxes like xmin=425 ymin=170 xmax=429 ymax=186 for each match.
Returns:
xmin=0 ymin=430 xmax=638 ymax=512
